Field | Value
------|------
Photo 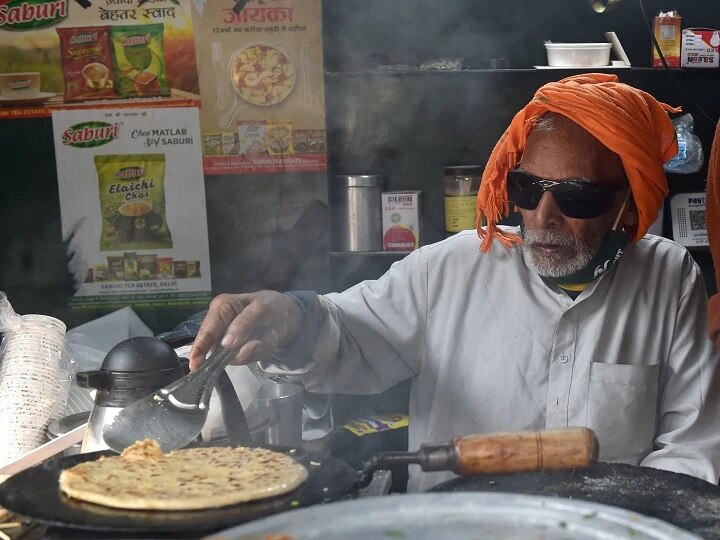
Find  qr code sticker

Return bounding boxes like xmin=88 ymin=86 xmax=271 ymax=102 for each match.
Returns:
xmin=689 ymin=209 xmax=706 ymax=231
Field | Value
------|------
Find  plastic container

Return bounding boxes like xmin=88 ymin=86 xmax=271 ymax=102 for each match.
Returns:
xmin=544 ymin=43 xmax=612 ymax=67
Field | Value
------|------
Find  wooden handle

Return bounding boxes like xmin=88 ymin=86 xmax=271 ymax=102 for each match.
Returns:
xmin=452 ymin=427 xmax=598 ymax=476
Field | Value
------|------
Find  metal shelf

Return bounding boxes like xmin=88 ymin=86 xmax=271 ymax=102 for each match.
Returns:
xmin=330 ymin=250 xmax=414 ymax=257
xmin=325 ymin=67 xmax=714 ymax=77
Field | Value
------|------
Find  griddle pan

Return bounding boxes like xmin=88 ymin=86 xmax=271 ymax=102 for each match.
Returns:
xmin=430 ymin=462 xmax=720 ymax=539
xmin=0 ymin=446 xmax=356 ymax=536
xmin=0 ymin=427 xmax=598 ymax=536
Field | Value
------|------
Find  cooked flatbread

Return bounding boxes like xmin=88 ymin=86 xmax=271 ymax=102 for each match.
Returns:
xmin=58 ymin=439 xmax=308 ymax=510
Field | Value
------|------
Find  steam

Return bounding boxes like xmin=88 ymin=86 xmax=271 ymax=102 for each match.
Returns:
xmin=0 ymin=201 xmax=76 ymax=314
xmin=64 ymin=217 xmax=91 ymax=289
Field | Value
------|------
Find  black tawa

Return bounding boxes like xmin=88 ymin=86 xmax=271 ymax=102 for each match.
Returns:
xmin=430 ymin=462 xmax=720 ymax=540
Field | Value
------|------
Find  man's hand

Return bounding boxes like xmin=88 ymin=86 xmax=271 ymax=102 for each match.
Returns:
xmin=188 ymin=290 xmax=304 ymax=370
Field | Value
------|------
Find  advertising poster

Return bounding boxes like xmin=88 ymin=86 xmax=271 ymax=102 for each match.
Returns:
xmin=0 ymin=0 xmax=200 ymax=120
xmin=192 ymin=0 xmax=327 ymax=174
xmin=52 ymin=106 xmax=212 ymax=311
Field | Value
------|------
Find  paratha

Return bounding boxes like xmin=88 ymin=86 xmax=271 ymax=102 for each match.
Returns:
xmin=58 ymin=439 xmax=308 ymax=510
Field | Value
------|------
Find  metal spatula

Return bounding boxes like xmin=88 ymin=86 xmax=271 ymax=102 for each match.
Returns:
xmin=103 ymin=346 xmax=240 ymax=453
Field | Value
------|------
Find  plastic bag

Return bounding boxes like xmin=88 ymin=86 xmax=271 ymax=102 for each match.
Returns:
xmin=664 ymin=113 xmax=705 ymax=174
xmin=0 ymin=292 xmax=76 ymax=466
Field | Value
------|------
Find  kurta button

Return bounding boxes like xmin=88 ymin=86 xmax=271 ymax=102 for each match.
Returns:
xmin=559 ymin=354 xmax=569 ymax=364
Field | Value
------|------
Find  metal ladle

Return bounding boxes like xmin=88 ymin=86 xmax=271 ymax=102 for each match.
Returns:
xmin=103 ymin=346 xmax=242 ymax=453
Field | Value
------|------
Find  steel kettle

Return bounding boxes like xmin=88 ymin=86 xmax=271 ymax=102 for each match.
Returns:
xmin=77 ymin=336 xmax=248 ymax=452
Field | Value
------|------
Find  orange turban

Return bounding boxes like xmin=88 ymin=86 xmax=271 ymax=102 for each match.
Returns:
xmin=476 ymin=73 xmax=680 ymax=252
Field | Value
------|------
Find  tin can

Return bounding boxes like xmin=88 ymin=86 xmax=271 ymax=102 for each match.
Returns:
xmin=330 ymin=174 xmax=384 ymax=251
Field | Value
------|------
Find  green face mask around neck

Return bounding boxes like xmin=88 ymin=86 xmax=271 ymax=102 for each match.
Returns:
xmin=521 ymin=189 xmax=631 ymax=287
xmin=540 ymin=228 xmax=628 ymax=286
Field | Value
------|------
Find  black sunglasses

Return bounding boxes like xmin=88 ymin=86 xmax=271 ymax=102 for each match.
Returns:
xmin=507 ymin=169 xmax=627 ymax=219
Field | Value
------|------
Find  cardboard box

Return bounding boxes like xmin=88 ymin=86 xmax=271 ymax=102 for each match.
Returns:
xmin=681 ymin=28 xmax=720 ymax=68
xmin=652 ymin=12 xmax=681 ymax=67
xmin=382 ymin=191 xmax=421 ymax=251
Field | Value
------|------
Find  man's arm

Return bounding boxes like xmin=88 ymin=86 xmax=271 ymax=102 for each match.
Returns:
xmin=265 ymin=247 xmax=430 ymax=395
xmin=640 ymin=261 xmax=720 ymax=483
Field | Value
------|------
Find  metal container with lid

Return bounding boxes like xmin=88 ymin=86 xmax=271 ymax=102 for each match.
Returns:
xmin=444 ymin=165 xmax=482 ymax=234
xmin=330 ymin=174 xmax=384 ymax=252
xmin=76 ymin=336 xmax=190 ymax=452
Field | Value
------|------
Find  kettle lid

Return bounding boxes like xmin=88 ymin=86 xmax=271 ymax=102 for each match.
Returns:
xmin=101 ymin=336 xmax=183 ymax=372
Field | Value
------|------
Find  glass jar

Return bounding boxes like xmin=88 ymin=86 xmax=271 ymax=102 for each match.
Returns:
xmin=444 ymin=165 xmax=482 ymax=234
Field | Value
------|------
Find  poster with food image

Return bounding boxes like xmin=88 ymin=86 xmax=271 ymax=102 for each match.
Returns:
xmin=191 ymin=0 xmax=327 ymax=174
xmin=52 ymin=107 xmax=211 ymax=311
xmin=0 ymin=0 xmax=199 ymax=120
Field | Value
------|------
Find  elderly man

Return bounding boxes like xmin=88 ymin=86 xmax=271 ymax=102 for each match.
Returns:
xmin=191 ymin=74 xmax=720 ymax=491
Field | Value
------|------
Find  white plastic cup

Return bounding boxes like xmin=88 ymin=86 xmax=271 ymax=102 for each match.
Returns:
xmin=0 ymin=314 xmax=68 ymax=466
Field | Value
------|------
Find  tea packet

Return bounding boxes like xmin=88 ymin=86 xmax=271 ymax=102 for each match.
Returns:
xmin=138 ymin=254 xmax=158 ymax=280
xmin=57 ymin=26 xmax=117 ymax=102
xmin=265 ymin=121 xmax=294 ymax=156
xmin=110 ymin=24 xmax=170 ymax=98
xmin=156 ymin=257 xmax=174 ymax=279
xmin=95 ymin=153 xmax=172 ymax=251
xmin=187 ymin=260 xmax=201 ymax=278
xmin=107 ymin=255 xmax=125 ymax=281
xmin=123 ymin=252 xmax=139 ymax=281
xmin=173 ymin=260 xmax=187 ymax=279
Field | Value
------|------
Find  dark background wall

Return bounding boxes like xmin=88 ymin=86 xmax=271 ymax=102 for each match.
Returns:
xmin=323 ymin=0 xmax=720 ymax=293
xmin=0 ymin=0 xmax=718 ymax=334
xmin=323 ymin=0 xmax=717 ymax=71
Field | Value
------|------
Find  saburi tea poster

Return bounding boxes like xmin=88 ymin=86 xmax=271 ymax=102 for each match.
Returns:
xmin=52 ymin=106 xmax=211 ymax=311
xmin=0 ymin=0 xmax=200 ymax=119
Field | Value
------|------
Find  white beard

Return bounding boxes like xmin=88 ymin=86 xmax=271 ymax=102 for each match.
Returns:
xmin=521 ymin=228 xmax=604 ymax=278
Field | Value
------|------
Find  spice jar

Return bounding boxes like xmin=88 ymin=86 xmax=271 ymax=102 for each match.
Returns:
xmin=444 ymin=165 xmax=482 ymax=234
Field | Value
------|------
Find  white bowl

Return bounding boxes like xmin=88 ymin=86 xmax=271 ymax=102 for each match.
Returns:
xmin=545 ymin=43 xmax=612 ymax=67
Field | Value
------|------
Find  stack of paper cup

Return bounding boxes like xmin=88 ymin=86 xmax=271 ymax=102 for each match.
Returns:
xmin=0 ymin=314 xmax=68 ymax=466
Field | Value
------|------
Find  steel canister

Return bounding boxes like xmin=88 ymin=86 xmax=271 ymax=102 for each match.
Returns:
xmin=330 ymin=174 xmax=384 ymax=251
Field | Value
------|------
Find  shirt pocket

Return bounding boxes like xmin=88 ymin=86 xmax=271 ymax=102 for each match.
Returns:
xmin=586 ymin=362 xmax=660 ymax=463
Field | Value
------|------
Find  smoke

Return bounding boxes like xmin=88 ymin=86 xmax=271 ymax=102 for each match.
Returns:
xmin=0 ymin=201 xmax=76 ymax=315
xmin=63 ymin=217 xmax=89 ymax=290
xmin=204 ymin=174 xmax=329 ymax=295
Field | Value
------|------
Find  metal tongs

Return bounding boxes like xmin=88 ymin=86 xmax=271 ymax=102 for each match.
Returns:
xmin=103 ymin=346 xmax=245 ymax=453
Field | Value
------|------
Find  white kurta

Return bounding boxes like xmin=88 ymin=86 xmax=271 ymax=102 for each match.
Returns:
xmin=273 ymin=228 xmax=720 ymax=492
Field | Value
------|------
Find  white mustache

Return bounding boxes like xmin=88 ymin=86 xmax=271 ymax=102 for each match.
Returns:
xmin=523 ymin=229 xmax=578 ymax=249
